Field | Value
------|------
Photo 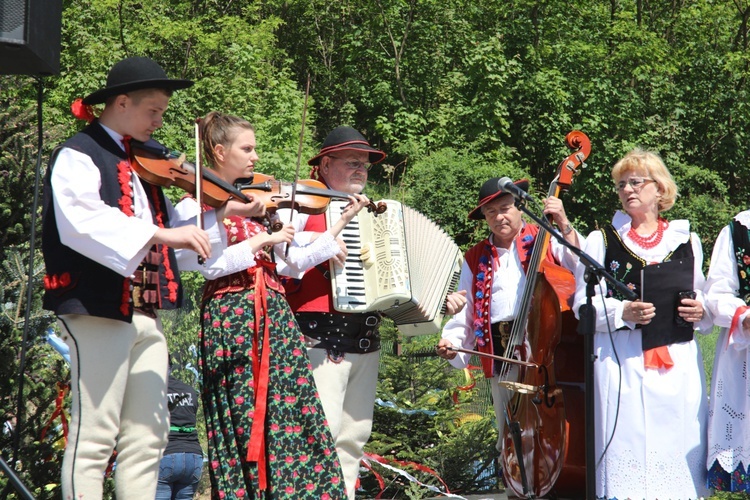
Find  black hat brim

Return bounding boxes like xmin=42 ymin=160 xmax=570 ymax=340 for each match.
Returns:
xmin=82 ymin=78 xmax=194 ymax=105
xmin=468 ymin=179 xmax=530 ymax=220
xmin=308 ymin=143 xmax=386 ymax=166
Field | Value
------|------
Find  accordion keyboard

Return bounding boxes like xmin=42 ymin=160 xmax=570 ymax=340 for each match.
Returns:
xmin=326 ymin=199 xmax=462 ymax=335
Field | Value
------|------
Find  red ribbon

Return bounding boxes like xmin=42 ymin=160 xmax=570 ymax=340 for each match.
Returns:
xmin=363 ymin=452 xmax=453 ymax=498
xmin=728 ymin=305 xmax=750 ymax=347
xmin=40 ymin=382 xmax=69 ymax=452
xmin=643 ymin=345 xmax=674 ymax=370
xmin=245 ymin=263 xmax=275 ymax=491
xmin=451 ymin=366 xmax=478 ymax=404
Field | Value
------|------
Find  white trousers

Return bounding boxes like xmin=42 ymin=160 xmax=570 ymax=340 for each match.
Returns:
xmin=308 ymin=349 xmax=380 ymax=500
xmin=59 ymin=312 xmax=169 ymax=500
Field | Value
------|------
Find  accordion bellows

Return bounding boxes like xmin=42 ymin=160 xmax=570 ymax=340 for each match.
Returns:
xmin=326 ymin=199 xmax=462 ymax=336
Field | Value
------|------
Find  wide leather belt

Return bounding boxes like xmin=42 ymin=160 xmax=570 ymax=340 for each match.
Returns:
xmin=491 ymin=320 xmax=514 ymax=355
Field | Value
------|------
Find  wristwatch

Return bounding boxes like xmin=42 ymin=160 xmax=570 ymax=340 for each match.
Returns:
xmin=562 ymin=224 xmax=574 ymax=236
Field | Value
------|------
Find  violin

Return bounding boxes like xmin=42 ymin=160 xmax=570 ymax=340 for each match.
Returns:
xmin=128 ymin=139 xmax=253 ymax=208
xmin=128 ymin=140 xmax=387 ymax=217
xmin=235 ymin=173 xmax=387 ymax=216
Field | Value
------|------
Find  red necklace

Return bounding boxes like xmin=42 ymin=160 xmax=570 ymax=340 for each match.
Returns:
xmin=628 ymin=218 xmax=668 ymax=249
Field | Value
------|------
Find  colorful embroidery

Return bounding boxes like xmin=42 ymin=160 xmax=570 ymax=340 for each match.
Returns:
xmin=149 ymin=184 xmax=179 ymax=303
xmin=473 ymin=249 xmax=493 ymax=348
xmin=43 ymin=272 xmax=72 ymax=290
xmin=606 ymin=260 xmax=636 ymax=300
xmin=730 ymin=220 xmax=750 ymax=305
xmin=117 ymin=138 xmax=135 ymax=316
xmin=735 ymin=247 xmax=750 ymax=304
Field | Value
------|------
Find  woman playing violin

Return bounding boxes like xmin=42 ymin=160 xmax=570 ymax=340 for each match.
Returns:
xmin=174 ymin=111 xmax=347 ymax=499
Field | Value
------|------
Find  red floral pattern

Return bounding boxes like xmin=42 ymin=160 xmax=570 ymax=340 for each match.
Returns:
xmin=200 ymin=288 xmax=345 ymax=499
xmin=116 ymin=137 xmax=178 ymax=314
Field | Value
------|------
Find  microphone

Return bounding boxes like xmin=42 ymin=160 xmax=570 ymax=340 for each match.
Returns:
xmin=497 ymin=177 xmax=534 ymax=202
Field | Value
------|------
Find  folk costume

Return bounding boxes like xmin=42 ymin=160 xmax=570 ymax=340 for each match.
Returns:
xmin=704 ymin=210 xmax=750 ymax=492
xmin=175 ymin=195 xmax=346 ymax=500
xmin=572 ymin=210 xmax=711 ymax=499
xmin=40 ymin=57 xmax=231 ymax=500
xmin=276 ymin=126 xmax=386 ymax=500
xmin=440 ymin=178 xmax=583 ymax=452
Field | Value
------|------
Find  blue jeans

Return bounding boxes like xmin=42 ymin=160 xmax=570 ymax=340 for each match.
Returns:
xmin=155 ymin=452 xmax=204 ymax=500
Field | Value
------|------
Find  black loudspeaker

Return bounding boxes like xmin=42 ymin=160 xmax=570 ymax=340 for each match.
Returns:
xmin=0 ymin=0 xmax=62 ymax=75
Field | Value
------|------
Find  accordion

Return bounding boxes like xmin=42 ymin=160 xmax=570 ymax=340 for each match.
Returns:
xmin=326 ymin=199 xmax=463 ymax=336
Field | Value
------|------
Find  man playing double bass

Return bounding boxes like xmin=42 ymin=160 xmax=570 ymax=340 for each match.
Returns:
xmin=436 ymin=177 xmax=583 ymax=454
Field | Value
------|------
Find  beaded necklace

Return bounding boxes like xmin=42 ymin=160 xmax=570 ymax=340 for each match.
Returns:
xmin=627 ymin=218 xmax=669 ymax=249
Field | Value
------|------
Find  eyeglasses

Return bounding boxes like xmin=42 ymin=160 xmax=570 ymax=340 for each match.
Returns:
xmin=616 ymin=177 xmax=655 ymax=192
xmin=329 ymin=156 xmax=372 ymax=171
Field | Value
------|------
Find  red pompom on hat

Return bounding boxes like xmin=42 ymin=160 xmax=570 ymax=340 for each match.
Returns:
xmin=70 ymin=98 xmax=96 ymax=122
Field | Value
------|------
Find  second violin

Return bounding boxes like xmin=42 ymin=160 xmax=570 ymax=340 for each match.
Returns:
xmin=236 ymin=173 xmax=387 ymax=216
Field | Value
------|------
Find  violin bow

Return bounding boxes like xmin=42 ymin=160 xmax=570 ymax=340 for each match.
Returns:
xmin=194 ymin=118 xmax=205 ymax=265
xmin=445 ymin=346 xmax=538 ymax=369
xmin=285 ymin=74 xmax=311 ymax=257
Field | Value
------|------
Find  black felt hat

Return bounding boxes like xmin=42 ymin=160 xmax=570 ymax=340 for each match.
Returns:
xmin=308 ymin=126 xmax=386 ymax=166
xmin=82 ymin=57 xmax=193 ymax=105
xmin=468 ymin=177 xmax=530 ymax=220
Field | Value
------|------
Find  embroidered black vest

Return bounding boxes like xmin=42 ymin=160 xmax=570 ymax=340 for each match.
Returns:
xmin=601 ymin=224 xmax=693 ymax=302
xmin=730 ymin=219 xmax=750 ymax=305
xmin=42 ymin=121 xmax=182 ymax=322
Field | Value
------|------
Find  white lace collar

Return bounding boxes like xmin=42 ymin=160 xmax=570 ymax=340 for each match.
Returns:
xmin=734 ymin=210 xmax=750 ymax=228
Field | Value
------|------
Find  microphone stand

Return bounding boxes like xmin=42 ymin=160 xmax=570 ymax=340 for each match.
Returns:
xmin=513 ymin=197 xmax=637 ymax=500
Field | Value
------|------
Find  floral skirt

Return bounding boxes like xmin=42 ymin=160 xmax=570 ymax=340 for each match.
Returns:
xmin=200 ymin=288 xmax=345 ymax=499
xmin=707 ymin=459 xmax=750 ymax=492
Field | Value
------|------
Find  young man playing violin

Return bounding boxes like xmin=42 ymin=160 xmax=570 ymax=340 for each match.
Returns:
xmin=41 ymin=57 xmax=260 ymax=500
xmin=436 ymin=177 xmax=583 ymax=454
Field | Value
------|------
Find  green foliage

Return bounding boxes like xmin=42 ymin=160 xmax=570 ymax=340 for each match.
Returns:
xmin=0 ymin=100 xmax=65 ymax=262
xmin=0 ymin=248 xmax=62 ymax=499
xmin=361 ymin=322 xmax=500 ymax=498
xmin=4 ymin=0 xmax=750 ymax=495
xmin=401 ymin=147 xmax=526 ymax=250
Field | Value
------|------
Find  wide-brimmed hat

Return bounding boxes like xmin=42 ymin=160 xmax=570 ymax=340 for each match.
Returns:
xmin=82 ymin=57 xmax=193 ymax=105
xmin=468 ymin=177 xmax=530 ymax=220
xmin=308 ymin=126 xmax=386 ymax=166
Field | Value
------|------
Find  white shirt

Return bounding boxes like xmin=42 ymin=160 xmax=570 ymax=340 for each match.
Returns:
xmin=51 ymin=123 xmax=224 ymax=277
xmin=441 ymin=225 xmax=583 ymax=369
xmin=272 ymin=209 xmax=344 ymax=278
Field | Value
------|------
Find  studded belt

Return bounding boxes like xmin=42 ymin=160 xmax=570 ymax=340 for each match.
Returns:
xmin=295 ymin=311 xmax=381 ymax=354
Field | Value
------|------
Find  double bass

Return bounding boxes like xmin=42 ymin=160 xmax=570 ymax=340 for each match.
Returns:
xmin=497 ymin=131 xmax=590 ymax=498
